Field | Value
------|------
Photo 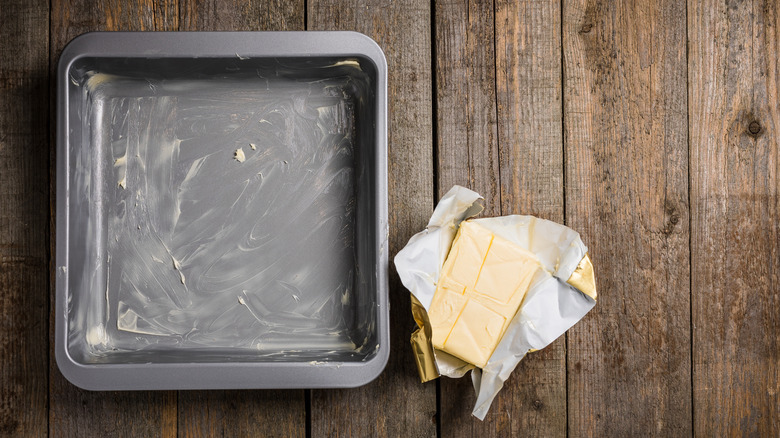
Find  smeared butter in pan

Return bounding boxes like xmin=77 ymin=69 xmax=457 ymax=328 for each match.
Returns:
xmin=71 ymin=63 xmax=377 ymax=359
xmin=234 ymin=147 xmax=246 ymax=162
xmin=428 ymin=220 xmax=539 ymax=368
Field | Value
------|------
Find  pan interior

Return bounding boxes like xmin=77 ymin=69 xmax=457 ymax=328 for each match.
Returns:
xmin=65 ymin=56 xmax=379 ymax=364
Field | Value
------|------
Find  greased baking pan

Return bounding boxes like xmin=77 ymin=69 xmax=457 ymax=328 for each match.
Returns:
xmin=55 ymin=32 xmax=388 ymax=390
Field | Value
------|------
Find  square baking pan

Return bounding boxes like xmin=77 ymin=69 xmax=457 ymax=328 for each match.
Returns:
xmin=55 ymin=31 xmax=388 ymax=390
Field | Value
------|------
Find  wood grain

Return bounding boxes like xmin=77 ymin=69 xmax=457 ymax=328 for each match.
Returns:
xmin=178 ymin=391 xmax=304 ymax=438
xmin=434 ymin=0 xmax=567 ymax=435
xmin=171 ymin=0 xmax=306 ymax=437
xmin=308 ymin=1 xmax=437 ymax=436
xmin=179 ymin=0 xmax=303 ymax=31
xmin=434 ymin=0 xmax=500 ymax=208
xmin=174 ymin=1 xmax=308 ymax=437
xmin=433 ymin=1 xmax=501 ymax=434
xmin=688 ymin=0 xmax=780 ymax=435
xmin=48 ymin=1 xmax=308 ymax=436
xmin=497 ymin=0 xmax=564 ymax=220
xmin=495 ymin=0 xmax=567 ymax=435
xmin=48 ymin=1 xmax=179 ymax=437
xmin=563 ymin=0 xmax=692 ymax=435
xmin=0 ymin=0 xmax=49 ymax=436
xmin=4 ymin=0 xmax=775 ymax=435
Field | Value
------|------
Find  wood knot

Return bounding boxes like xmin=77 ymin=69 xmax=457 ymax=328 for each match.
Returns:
xmin=579 ymin=23 xmax=593 ymax=34
xmin=664 ymin=202 xmax=679 ymax=231
xmin=748 ymin=120 xmax=762 ymax=136
xmin=532 ymin=400 xmax=543 ymax=410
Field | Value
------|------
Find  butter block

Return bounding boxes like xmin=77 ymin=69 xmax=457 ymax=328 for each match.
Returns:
xmin=428 ymin=220 xmax=539 ymax=368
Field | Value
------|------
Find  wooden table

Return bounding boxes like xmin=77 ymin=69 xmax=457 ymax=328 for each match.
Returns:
xmin=2 ymin=0 xmax=778 ymax=436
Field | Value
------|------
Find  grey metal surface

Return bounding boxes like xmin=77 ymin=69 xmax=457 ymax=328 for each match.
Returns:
xmin=55 ymin=31 xmax=388 ymax=390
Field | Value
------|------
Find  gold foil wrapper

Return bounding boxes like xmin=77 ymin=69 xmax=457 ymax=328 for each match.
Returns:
xmin=395 ymin=186 xmax=598 ymax=418
xmin=410 ymin=294 xmax=439 ymax=382
xmin=566 ymin=253 xmax=597 ymax=301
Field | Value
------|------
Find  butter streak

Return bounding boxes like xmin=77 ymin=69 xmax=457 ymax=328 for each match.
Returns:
xmin=74 ymin=70 xmax=369 ymax=359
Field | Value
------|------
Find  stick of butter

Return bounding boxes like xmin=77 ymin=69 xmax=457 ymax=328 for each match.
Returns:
xmin=428 ymin=220 xmax=540 ymax=368
xmin=395 ymin=185 xmax=597 ymax=419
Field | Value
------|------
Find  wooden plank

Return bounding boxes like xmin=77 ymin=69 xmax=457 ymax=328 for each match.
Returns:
xmin=308 ymin=1 xmax=437 ymax=436
xmin=178 ymin=391 xmax=304 ymax=437
xmin=434 ymin=0 xmax=566 ymax=434
xmin=497 ymin=0 xmax=564 ymax=221
xmin=494 ymin=0 xmax=567 ymax=434
xmin=174 ymin=2 xmax=307 ymax=437
xmin=563 ymin=0 xmax=692 ymax=435
xmin=178 ymin=0 xmax=302 ymax=31
xmin=688 ymin=0 xmax=780 ymax=435
xmin=48 ymin=1 xmax=179 ymax=437
xmin=0 ymin=5 xmax=50 ymax=437
xmin=434 ymin=0 xmax=500 ymax=209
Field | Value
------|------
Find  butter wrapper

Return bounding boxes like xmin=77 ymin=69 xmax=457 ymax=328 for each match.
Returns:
xmin=394 ymin=185 xmax=597 ymax=420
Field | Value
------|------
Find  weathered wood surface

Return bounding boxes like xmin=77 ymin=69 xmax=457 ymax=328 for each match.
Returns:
xmin=175 ymin=1 xmax=307 ymax=437
xmin=688 ymin=0 xmax=780 ymax=435
xmin=48 ymin=1 xmax=181 ymax=437
xmin=308 ymin=0 xmax=437 ymax=436
xmin=47 ymin=0 xmax=307 ymax=437
xmin=494 ymin=0 xmax=568 ymax=436
xmin=178 ymin=391 xmax=304 ymax=438
xmin=0 ymin=0 xmax=776 ymax=436
xmin=179 ymin=0 xmax=303 ymax=31
xmin=563 ymin=0 xmax=692 ymax=436
xmin=0 ymin=0 xmax=50 ymax=436
xmin=434 ymin=0 xmax=567 ymax=436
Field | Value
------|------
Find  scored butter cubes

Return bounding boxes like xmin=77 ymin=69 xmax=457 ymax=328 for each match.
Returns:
xmin=428 ymin=220 xmax=540 ymax=368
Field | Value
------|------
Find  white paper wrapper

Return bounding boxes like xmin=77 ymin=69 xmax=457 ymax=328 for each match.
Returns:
xmin=394 ymin=185 xmax=596 ymax=420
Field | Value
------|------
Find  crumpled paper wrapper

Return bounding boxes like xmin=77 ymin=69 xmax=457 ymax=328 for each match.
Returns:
xmin=394 ymin=185 xmax=597 ymax=420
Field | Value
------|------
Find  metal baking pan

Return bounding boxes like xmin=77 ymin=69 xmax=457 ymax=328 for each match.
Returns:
xmin=55 ymin=31 xmax=388 ymax=390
